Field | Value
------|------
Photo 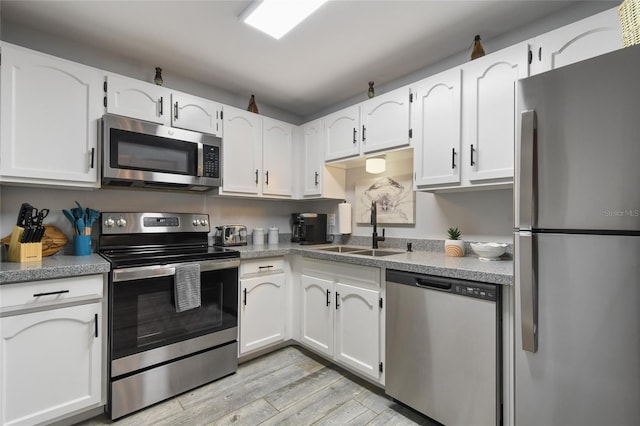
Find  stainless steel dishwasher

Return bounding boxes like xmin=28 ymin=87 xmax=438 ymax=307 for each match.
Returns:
xmin=385 ymin=269 xmax=502 ymax=426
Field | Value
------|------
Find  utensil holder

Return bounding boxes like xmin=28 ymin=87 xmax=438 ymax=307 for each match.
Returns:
xmin=73 ymin=235 xmax=92 ymax=256
xmin=7 ymin=226 xmax=43 ymax=262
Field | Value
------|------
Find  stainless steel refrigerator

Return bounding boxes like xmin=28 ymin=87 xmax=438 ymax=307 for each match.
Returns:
xmin=515 ymin=44 xmax=640 ymax=426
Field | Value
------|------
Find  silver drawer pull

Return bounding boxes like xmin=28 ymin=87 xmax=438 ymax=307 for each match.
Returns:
xmin=258 ymin=265 xmax=274 ymax=270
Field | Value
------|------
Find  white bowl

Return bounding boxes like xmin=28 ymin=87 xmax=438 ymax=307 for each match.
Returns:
xmin=470 ymin=242 xmax=508 ymax=260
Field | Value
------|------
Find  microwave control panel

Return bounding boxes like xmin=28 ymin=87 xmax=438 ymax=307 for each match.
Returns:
xmin=203 ymin=145 xmax=220 ymax=178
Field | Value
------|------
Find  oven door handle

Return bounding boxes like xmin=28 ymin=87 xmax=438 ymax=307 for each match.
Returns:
xmin=112 ymin=258 xmax=240 ymax=282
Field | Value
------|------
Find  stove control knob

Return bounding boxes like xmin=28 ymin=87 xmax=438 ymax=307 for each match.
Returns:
xmin=199 ymin=219 xmax=208 ymax=226
xmin=116 ymin=217 xmax=127 ymax=227
xmin=104 ymin=217 xmax=115 ymax=228
xmin=192 ymin=219 xmax=199 ymax=227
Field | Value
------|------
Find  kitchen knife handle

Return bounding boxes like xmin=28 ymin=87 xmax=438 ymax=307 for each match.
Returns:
xmin=159 ymin=96 xmax=164 ymax=116
xmin=518 ymin=232 xmax=538 ymax=353
xmin=326 ymin=289 xmax=331 ymax=306
xmin=451 ymin=148 xmax=456 ymax=169
xmin=470 ymin=144 xmax=475 ymax=166
xmin=519 ymin=110 xmax=536 ymax=229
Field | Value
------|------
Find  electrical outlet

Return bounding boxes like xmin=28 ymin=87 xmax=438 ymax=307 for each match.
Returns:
xmin=328 ymin=213 xmax=336 ymax=226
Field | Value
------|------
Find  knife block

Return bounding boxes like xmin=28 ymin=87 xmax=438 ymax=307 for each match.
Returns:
xmin=7 ymin=225 xmax=42 ymax=263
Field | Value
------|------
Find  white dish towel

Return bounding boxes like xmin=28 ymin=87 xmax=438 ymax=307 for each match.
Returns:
xmin=174 ymin=263 xmax=201 ymax=312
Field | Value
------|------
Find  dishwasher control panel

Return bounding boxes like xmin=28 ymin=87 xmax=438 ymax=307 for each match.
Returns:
xmin=453 ymin=283 xmax=497 ymax=302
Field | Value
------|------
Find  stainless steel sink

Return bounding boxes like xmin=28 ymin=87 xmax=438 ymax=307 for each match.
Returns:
xmin=314 ymin=245 xmax=366 ymax=253
xmin=352 ymin=249 xmax=402 ymax=257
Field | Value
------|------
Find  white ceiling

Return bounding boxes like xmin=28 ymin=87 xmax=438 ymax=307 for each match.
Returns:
xmin=0 ymin=0 xmax=609 ymax=119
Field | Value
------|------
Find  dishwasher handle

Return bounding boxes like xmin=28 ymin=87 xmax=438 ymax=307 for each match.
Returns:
xmin=415 ymin=278 xmax=452 ymax=291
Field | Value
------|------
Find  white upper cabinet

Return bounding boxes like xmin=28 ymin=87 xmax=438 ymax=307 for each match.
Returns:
xmin=361 ymin=87 xmax=411 ymax=154
xmin=324 ymin=105 xmax=360 ymax=161
xmin=105 ymin=73 xmax=223 ymax=136
xmin=220 ymin=106 xmax=262 ymax=195
xmin=219 ymin=108 xmax=293 ymax=198
xmin=262 ymin=117 xmax=293 ymax=197
xmin=532 ymin=7 xmax=623 ymax=75
xmin=462 ymin=41 xmax=529 ymax=184
xmin=0 ymin=43 xmax=103 ymax=187
xmin=324 ymin=88 xmax=411 ymax=162
xmin=105 ymin=73 xmax=168 ymax=124
xmin=411 ymin=68 xmax=462 ymax=188
xmin=171 ymin=93 xmax=223 ymax=137
xmin=300 ymin=120 xmax=346 ymax=199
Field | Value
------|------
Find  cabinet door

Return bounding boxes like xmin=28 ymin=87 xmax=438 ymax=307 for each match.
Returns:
xmin=239 ymin=273 xmax=286 ymax=354
xmin=222 ymin=107 xmax=262 ymax=195
xmin=412 ymin=68 xmax=462 ymax=187
xmin=533 ymin=7 xmax=622 ymax=75
xmin=334 ymin=282 xmax=381 ymax=381
xmin=105 ymin=73 xmax=168 ymax=124
xmin=301 ymin=120 xmax=324 ymax=196
xmin=262 ymin=117 xmax=293 ymax=197
xmin=171 ymin=93 xmax=223 ymax=137
xmin=463 ymin=41 xmax=529 ymax=183
xmin=324 ymin=105 xmax=360 ymax=161
xmin=0 ymin=44 xmax=102 ymax=186
xmin=300 ymin=274 xmax=334 ymax=357
xmin=361 ymin=87 xmax=411 ymax=154
xmin=0 ymin=302 xmax=102 ymax=426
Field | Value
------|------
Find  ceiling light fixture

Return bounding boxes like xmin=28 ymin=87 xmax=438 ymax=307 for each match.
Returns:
xmin=240 ymin=0 xmax=328 ymax=40
xmin=366 ymin=156 xmax=386 ymax=174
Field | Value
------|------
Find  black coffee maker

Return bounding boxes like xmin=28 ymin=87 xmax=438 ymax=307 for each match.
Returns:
xmin=291 ymin=213 xmax=328 ymax=244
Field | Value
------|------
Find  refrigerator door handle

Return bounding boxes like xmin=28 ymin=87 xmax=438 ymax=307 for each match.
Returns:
xmin=519 ymin=231 xmax=538 ymax=353
xmin=519 ymin=110 xmax=536 ymax=230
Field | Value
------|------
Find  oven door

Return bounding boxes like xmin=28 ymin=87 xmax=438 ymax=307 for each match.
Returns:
xmin=109 ymin=258 xmax=239 ymax=377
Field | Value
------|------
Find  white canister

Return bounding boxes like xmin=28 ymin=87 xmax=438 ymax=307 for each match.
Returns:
xmin=252 ymin=228 xmax=264 ymax=245
xmin=268 ymin=226 xmax=279 ymax=244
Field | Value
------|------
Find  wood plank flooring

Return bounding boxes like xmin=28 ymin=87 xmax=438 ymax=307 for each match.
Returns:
xmin=77 ymin=346 xmax=438 ymax=426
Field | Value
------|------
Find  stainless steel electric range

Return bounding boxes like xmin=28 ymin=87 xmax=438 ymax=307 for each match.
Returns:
xmin=98 ymin=212 xmax=240 ymax=420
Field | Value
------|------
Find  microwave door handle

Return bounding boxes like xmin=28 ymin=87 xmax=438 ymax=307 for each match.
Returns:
xmin=197 ymin=143 xmax=204 ymax=177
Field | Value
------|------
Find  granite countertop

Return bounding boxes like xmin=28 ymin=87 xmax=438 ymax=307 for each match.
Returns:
xmin=0 ymin=254 xmax=110 ymax=285
xmin=0 ymin=242 xmax=513 ymax=286
xmin=235 ymin=242 xmax=513 ymax=285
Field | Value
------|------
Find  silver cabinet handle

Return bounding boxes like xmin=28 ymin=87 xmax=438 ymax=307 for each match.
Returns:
xmin=159 ymin=96 xmax=164 ymax=116
xmin=519 ymin=110 xmax=536 ymax=230
xmin=174 ymin=101 xmax=179 ymax=120
xmin=518 ymin=232 xmax=537 ymax=353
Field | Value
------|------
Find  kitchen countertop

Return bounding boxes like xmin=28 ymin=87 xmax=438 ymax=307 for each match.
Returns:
xmin=235 ymin=242 xmax=513 ymax=285
xmin=0 ymin=254 xmax=110 ymax=285
xmin=0 ymin=243 xmax=513 ymax=286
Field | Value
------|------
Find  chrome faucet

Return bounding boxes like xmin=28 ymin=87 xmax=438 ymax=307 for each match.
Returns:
xmin=371 ymin=201 xmax=385 ymax=249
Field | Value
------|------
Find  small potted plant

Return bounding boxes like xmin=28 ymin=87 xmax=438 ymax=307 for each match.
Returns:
xmin=445 ymin=227 xmax=465 ymax=257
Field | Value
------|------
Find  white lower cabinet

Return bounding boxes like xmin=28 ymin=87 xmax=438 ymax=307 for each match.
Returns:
xmin=239 ymin=258 xmax=287 ymax=355
xmin=0 ymin=275 xmax=105 ymax=426
xmin=299 ymin=259 xmax=383 ymax=384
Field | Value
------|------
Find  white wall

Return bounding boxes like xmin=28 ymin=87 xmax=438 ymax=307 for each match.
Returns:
xmin=338 ymin=156 xmax=513 ymax=243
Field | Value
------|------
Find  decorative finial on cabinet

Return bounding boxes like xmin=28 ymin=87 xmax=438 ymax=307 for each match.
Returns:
xmin=154 ymin=67 xmax=163 ymax=86
xmin=471 ymin=35 xmax=486 ymax=60
xmin=247 ymin=94 xmax=259 ymax=114
xmin=368 ymin=81 xmax=375 ymax=99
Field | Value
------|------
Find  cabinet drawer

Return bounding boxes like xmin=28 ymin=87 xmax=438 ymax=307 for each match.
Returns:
xmin=240 ymin=257 xmax=285 ymax=276
xmin=0 ymin=274 xmax=104 ymax=310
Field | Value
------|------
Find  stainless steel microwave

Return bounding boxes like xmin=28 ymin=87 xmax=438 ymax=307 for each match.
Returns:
xmin=102 ymin=114 xmax=221 ymax=191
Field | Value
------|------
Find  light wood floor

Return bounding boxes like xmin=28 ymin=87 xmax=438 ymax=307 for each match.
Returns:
xmin=77 ymin=345 xmax=438 ymax=426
